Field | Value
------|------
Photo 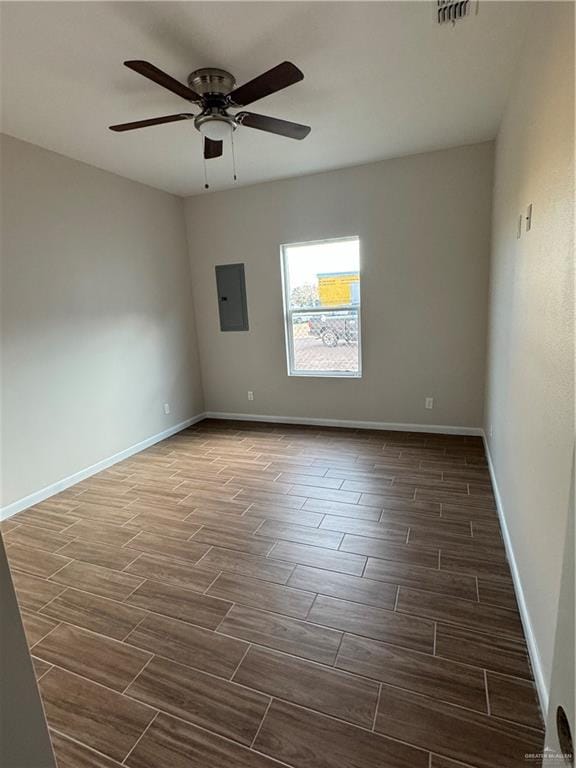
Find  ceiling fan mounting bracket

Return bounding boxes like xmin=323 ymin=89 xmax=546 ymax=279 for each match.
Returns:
xmin=187 ymin=68 xmax=236 ymax=97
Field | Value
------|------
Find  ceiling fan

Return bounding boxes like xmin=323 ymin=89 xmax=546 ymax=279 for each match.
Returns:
xmin=109 ymin=60 xmax=311 ymax=161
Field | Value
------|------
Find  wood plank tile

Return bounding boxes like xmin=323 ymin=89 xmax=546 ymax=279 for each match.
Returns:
xmin=471 ymin=521 xmax=504 ymax=542
xmin=243 ymin=504 xmax=324 ymax=527
xmin=126 ymin=656 xmax=269 ymax=746
xmin=477 ymin=576 xmax=519 ymax=610
xmin=20 ymin=610 xmax=60 ymax=647
xmin=126 ymin=579 xmax=231 ymax=629
xmin=130 ymin=486 xmax=190 ymax=505
xmin=431 ymin=756 xmax=477 ymax=768
xmin=125 ymin=613 xmax=248 ymax=679
xmin=341 ymin=534 xmax=439 ymax=568
xmin=288 ymin=564 xmax=397 ymax=609
xmin=50 ymin=731 xmax=125 ymax=768
xmin=254 ymin=699 xmax=429 ymax=768
xmin=40 ymin=588 xmax=147 ymax=641
xmin=5 ymin=544 xmax=72 ymax=578
xmin=233 ymin=489 xmax=307 ymax=509
xmin=277 ymin=473 xmax=343 ymax=489
xmin=397 ymin=588 xmax=524 ymax=639
xmin=235 ymin=645 xmax=378 ymax=727
xmin=416 ymin=490 xmax=496 ymax=510
xmin=269 ymin=462 xmax=328 ymax=476
xmin=56 ymin=539 xmax=141 ymax=571
xmin=190 ymin=526 xmax=275 ymax=555
xmin=184 ymin=510 xmax=265 ymax=533
xmin=364 ymin=558 xmax=477 ymax=600
xmin=50 ymin=560 xmax=143 ymax=601
xmin=62 ymin=520 xmax=139 ymax=548
xmin=15 ymin=508 xmax=79 ymax=532
xmin=378 ymin=496 xmax=442 ymax=514
xmin=124 ymin=712 xmax=281 ymax=768
xmin=220 ymin=604 xmax=342 ymax=665
xmin=359 ymin=489 xmax=416 ymax=508
xmin=379 ymin=509 xmax=470 ymax=535
xmin=32 ymin=656 xmax=52 ymax=680
xmin=225 ymin=477 xmax=293 ymax=494
xmin=196 ymin=546 xmax=295 ymax=584
xmin=308 ymin=594 xmax=434 ymax=653
xmin=440 ymin=551 xmax=511 ymax=579
xmin=4 ymin=523 xmax=74 ymax=553
xmin=72 ymin=492 xmax=133 ymax=509
xmin=409 ymin=530 xmax=505 ymax=557
xmin=206 ymin=572 xmax=315 ymax=619
xmin=320 ymin=515 xmax=408 ymax=540
xmin=255 ymin=519 xmax=344 ymax=549
xmin=270 ymin=540 xmax=366 ymax=576
xmin=288 ymin=485 xmax=361 ymax=504
xmin=435 ymin=623 xmax=532 ymax=680
xmin=4 ymin=424 xmax=542 ymax=768
xmin=121 ymin=512 xmax=202 ymax=540
xmin=123 ymin=552 xmax=216 ymax=592
xmin=124 ymin=531 xmax=210 ymax=563
xmin=336 ymin=633 xmax=487 ymax=712
xmin=11 ymin=570 xmax=66 ymax=611
xmin=67 ymin=502 xmax=140 ymax=525
xmin=486 ymin=672 xmax=543 ymax=730
xmin=39 ymin=667 xmax=156 ymax=762
xmin=439 ymin=503 xmax=499 ymax=521
xmin=375 ymin=683 xmax=543 ymax=768
xmin=303 ymin=498 xmax=381 ymax=520
xmin=0 ymin=518 xmax=22 ymax=533
xmin=34 ymin=623 xmax=151 ymax=691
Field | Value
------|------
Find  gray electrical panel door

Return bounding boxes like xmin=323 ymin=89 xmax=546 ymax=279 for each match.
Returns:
xmin=215 ymin=263 xmax=249 ymax=332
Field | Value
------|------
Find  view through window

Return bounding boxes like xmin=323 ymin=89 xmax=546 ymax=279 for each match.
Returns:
xmin=281 ymin=237 xmax=361 ymax=377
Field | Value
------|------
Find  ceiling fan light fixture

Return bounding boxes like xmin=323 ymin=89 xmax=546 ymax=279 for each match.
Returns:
xmin=197 ymin=116 xmax=234 ymax=142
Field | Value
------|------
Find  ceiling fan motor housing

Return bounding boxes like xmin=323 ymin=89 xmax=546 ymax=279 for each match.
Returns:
xmin=188 ymin=68 xmax=239 ymax=134
xmin=187 ymin=68 xmax=236 ymax=97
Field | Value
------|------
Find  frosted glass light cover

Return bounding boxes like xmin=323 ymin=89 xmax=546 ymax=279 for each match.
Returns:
xmin=199 ymin=119 xmax=232 ymax=141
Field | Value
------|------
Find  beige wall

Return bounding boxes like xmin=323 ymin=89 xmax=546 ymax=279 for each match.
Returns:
xmin=1 ymin=134 xmax=204 ymax=510
xmin=484 ymin=1 xmax=574 ymax=705
xmin=185 ymin=141 xmax=493 ymax=429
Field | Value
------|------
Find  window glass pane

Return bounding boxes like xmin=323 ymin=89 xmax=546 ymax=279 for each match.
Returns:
xmin=290 ymin=309 xmax=360 ymax=374
xmin=281 ymin=236 xmax=361 ymax=377
xmin=284 ymin=239 xmax=360 ymax=310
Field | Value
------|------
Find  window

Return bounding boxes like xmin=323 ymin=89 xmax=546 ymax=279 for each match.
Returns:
xmin=281 ymin=237 xmax=361 ymax=377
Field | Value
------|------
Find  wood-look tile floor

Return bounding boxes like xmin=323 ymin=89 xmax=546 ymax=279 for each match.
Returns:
xmin=2 ymin=420 xmax=544 ymax=768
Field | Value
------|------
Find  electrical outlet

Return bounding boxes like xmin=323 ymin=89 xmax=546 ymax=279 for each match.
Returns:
xmin=163 ymin=403 xmax=170 ymax=415
xmin=425 ymin=397 xmax=434 ymax=410
xmin=247 ymin=391 xmax=254 ymax=401
xmin=489 ymin=424 xmax=494 ymax=438
xmin=526 ymin=203 xmax=533 ymax=232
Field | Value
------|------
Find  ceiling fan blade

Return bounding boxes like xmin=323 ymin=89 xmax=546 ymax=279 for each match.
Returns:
xmin=237 ymin=112 xmax=310 ymax=140
xmin=229 ymin=62 xmax=304 ymax=107
xmin=204 ymin=138 xmax=223 ymax=159
xmin=109 ymin=114 xmax=194 ymax=132
xmin=124 ymin=60 xmax=201 ymax=102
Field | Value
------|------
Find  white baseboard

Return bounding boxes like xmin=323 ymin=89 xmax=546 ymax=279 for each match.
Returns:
xmin=482 ymin=431 xmax=549 ymax=716
xmin=0 ymin=413 xmax=207 ymax=521
xmin=204 ymin=411 xmax=483 ymax=436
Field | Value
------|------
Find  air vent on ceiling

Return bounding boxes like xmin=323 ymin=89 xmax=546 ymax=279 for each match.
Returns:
xmin=437 ymin=0 xmax=472 ymax=25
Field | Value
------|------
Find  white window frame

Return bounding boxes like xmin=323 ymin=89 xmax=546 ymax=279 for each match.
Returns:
xmin=280 ymin=236 xmax=362 ymax=379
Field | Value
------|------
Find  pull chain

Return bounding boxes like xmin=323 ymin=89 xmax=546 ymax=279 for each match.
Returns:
xmin=231 ymin=128 xmax=238 ymax=182
xmin=203 ymin=153 xmax=209 ymax=190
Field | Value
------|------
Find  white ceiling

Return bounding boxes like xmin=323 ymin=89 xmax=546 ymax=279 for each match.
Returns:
xmin=0 ymin=1 xmax=532 ymax=196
